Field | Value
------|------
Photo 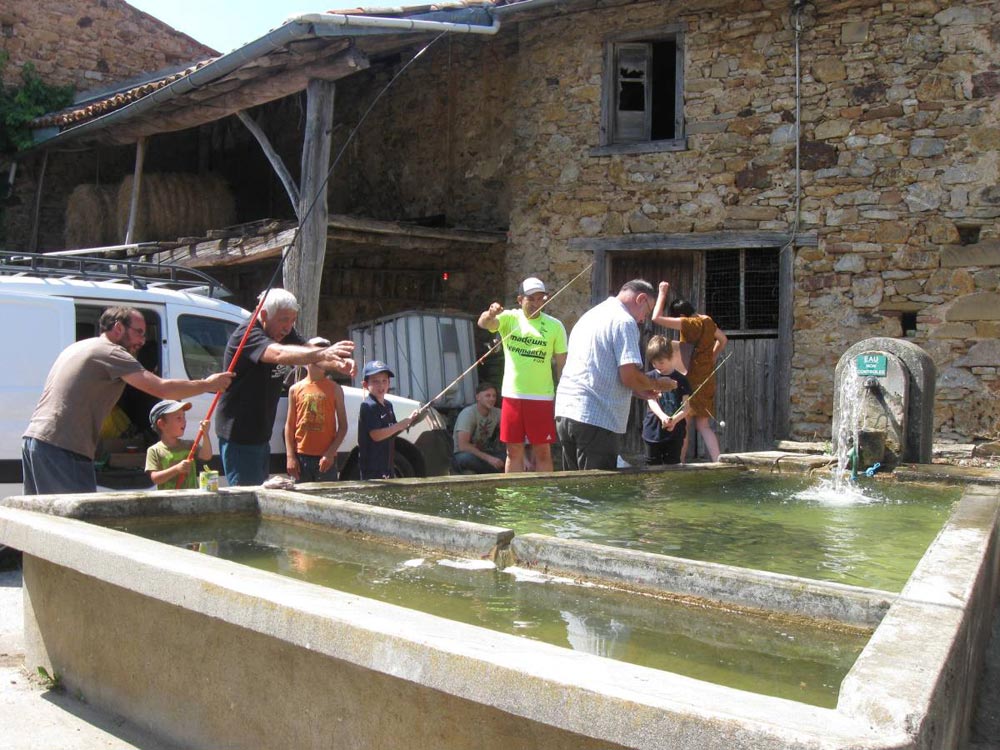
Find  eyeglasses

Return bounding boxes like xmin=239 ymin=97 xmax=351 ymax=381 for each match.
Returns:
xmin=124 ymin=323 xmax=147 ymax=339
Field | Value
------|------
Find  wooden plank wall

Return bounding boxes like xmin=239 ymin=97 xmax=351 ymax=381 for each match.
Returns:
xmin=620 ymin=335 xmax=777 ymax=461
xmin=714 ymin=336 xmax=778 ymax=453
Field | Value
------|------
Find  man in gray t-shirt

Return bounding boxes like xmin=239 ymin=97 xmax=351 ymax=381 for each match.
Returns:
xmin=22 ymin=306 xmax=233 ymax=495
xmin=452 ymin=382 xmax=505 ymax=474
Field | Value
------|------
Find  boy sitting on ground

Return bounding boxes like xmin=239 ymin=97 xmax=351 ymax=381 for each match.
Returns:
xmin=145 ymin=400 xmax=212 ymax=489
xmin=642 ymin=336 xmax=692 ymax=466
xmin=285 ymin=337 xmax=348 ymax=483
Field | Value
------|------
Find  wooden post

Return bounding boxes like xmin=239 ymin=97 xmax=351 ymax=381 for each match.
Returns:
xmin=28 ymin=151 xmax=48 ymax=252
xmin=285 ymin=79 xmax=335 ymax=337
xmin=124 ymin=137 xmax=147 ymax=245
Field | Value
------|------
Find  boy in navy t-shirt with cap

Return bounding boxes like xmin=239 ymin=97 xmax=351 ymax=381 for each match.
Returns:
xmin=357 ymin=360 xmax=427 ymax=479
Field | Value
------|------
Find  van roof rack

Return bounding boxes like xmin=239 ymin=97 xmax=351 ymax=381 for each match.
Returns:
xmin=0 ymin=250 xmax=232 ymax=298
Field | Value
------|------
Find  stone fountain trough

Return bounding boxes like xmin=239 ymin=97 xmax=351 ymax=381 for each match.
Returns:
xmin=0 ymin=465 xmax=997 ymax=750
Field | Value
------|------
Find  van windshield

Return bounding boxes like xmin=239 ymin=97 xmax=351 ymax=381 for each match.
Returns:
xmin=179 ymin=314 xmax=237 ymax=380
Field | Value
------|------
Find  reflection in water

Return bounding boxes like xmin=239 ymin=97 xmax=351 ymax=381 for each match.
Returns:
xmin=560 ymin=610 xmax=631 ymax=660
xmin=111 ymin=514 xmax=870 ymax=708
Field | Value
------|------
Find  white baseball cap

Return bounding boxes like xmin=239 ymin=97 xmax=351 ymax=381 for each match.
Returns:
xmin=521 ymin=277 xmax=547 ymax=295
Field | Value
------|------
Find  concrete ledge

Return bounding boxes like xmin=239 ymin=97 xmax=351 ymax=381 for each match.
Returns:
xmin=893 ymin=465 xmax=1000 ymax=485
xmin=1 ymin=474 xmax=998 ymax=749
xmin=0 ymin=488 xmax=258 ymax=517
xmin=839 ymin=484 xmax=1000 ymax=748
xmin=257 ymin=488 xmax=513 ymax=558
xmin=719 ymin=451 xmax=836 ymax=472
xmin=511 ymin=533 xmax=892 ymax=628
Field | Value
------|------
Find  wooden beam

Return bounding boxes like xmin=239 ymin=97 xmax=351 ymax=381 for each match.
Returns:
xmin=110 ymin=47 xmax=369 ymax=144
xmin=568 ymin=231 xmax=818 ymax=252
xmin=774 ymin=241 xmax=795 ymax=439
xmin=148 ymin=226 xmax=298 ymax=269
xmin=285 ymin=78 xmax=336 ymax=337
xmin=236 ymin=110 xmax=301 ymax=217
xmin=124 ymin=137 xmax=147 ymax=245
xmin=28 ymin=151 xmax=48 ymax=253
xmin=327 ymin=214 xmax=507 ymax=244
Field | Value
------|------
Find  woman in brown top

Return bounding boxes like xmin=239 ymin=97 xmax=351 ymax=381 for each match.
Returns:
xmin=651 ymin=281 xmax=728 ymax=462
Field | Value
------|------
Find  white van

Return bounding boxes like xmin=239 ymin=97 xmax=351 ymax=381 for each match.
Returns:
xmin=0 ymin=254 xmax=452 ymax=489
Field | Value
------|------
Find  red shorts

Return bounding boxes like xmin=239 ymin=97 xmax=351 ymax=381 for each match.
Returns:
xmin=500 ymin=398 xmax=557 ymax=445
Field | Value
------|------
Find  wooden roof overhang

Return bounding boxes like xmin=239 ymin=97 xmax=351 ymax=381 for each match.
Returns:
xmin=145 ymin=216 xmax=507 ymax=270
xmin=26 ymin=5 xmax=501 ymax=151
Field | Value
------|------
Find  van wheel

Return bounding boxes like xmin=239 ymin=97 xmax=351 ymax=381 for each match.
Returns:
xmin=338 ymin=446 xmax=418 ymax=480
xmin=339 ymin=451 xmax=359 ymax=480
xmin=392 ymin=452 xmax=415 ymax=478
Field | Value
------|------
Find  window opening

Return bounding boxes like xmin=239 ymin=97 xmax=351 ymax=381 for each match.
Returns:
xmin=900 ymin=311 xmax=917 ymax=337
xmin=179 ymin=314 xmax=236 ymax=381
xmin=602 ymin=27 xmax=683 ymax=151
xmin=704 ymin=249 xmax=779 ymax=333
xmin=957 ymin=225 xmax=981 ymax=246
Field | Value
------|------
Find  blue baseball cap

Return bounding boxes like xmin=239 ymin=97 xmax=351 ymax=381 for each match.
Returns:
xmin=362 ymin=360 xmax=394 ymax=380
xmin=149 ymin=399 xmax=192 ymax=428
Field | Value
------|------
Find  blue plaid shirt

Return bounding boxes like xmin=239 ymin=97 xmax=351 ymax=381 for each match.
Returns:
xmin=555 ymin=297 xmax=643 ymax=433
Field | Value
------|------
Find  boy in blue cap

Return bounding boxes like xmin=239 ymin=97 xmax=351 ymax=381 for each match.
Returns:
xmin=357 ymin=361 xmax=427 ymax=479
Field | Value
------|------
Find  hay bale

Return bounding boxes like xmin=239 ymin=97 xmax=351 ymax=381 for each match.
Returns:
xmin=116 ymin=173 xmax=236 ymax=242
xmin=64 ymin=184 xmax=117 ymax=248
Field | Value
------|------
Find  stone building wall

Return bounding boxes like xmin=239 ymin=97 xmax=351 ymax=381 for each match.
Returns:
xmin=0 ymin=0 xmax=215 ymax=91
xmin=314 ymin=0 xmax=1000 ymax=443
xmin=498 ymin=0 xmax=999 ymax=443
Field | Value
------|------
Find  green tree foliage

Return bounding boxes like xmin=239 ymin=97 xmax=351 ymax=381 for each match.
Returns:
xmin=0 ymin=52 xmax=75 ymax=154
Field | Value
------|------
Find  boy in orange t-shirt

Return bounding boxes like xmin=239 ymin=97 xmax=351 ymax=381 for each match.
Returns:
xmin=284 ymin=337 xmax=348 ymax=482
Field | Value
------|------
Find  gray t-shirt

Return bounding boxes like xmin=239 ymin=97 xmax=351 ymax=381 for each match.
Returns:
xmin=452 ymin=403 xmax=501 ymax=453
xmin=24 ymin=336 xmax=145 ymax=458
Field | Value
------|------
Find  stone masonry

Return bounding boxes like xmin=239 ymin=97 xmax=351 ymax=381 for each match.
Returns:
xmin=495 ymin=0 xmax=1000 ymax=443
xmin=0 ymin=0 xmax=216 ymax=91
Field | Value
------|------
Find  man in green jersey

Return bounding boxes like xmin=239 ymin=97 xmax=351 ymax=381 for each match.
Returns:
xmin=477 ymin=276 xmax=567 ymax=472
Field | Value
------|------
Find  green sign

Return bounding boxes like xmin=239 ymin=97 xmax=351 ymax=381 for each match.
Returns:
xmin=856 ymin=353 xmax=887 ymax=377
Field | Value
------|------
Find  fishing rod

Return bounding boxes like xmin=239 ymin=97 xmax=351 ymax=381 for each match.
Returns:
xmin=415 ymin=261 xmax=594 ymax=415
xmin=669 ymin=351 xmax=733 ymax=421
xmin=176 ymin=31 xmax=450 ymax=486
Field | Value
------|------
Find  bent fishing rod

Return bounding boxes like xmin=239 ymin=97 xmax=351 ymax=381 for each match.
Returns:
xmin=669 ymin=351 xmax=733 ymax=421
xmin=176 ymin=31 xmax=450 ymax=486
xmin=415 ymin=261 xmax=595 ymax=415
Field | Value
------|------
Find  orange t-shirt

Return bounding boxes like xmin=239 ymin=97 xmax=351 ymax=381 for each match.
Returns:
xmin=289 ymin=378 xmax=340 ymax=456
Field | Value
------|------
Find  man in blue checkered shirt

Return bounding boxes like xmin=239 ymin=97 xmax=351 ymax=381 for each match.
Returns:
xmin=555 ymin=279 xmax=674 ymax=471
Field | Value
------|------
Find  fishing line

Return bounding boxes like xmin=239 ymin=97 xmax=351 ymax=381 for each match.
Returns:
xmin=177 ymin=31 xmax=450 ymax=484
xmin=418 ymin=261 xmax=594 ymax=412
